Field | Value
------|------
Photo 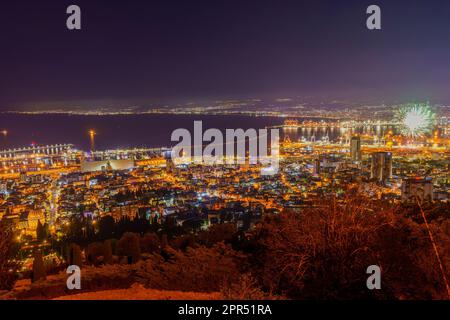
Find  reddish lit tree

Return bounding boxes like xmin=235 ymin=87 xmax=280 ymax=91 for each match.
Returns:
xmin=252 ymin=194 xmax=450 ymax=299
xmin=86 ymin=242 xmax=104 ymax=266
xmin=103 ymin=239 xmax=113 ymax=264
xmin=32 ymin=251 xmax=46 ymax=283
xmin=0 ymin=221 xmax=19 ymax=290
xmin=139 ymin=233 xmax=160 ymax=253
xmin=197 ymin=223 xmax=237 ymax=247
xmin=118 ymin=232 xmax=141 ymax=264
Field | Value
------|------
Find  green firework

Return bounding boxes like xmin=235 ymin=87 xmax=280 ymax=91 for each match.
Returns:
xmin=394 ymin=103 xmax=436 ymax=137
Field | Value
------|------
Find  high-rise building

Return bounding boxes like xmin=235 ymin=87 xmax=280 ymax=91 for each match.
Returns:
xmin=163 ymin=150 xmax=176 ymax=173
xmin=0 ymin=182 xmax=7 ymax=194
xmin=370 ymin=152 xmax=392 ymax=183
xmin=350 ymin=136 xmax=361 ymax=162
xmin=313 ymin=158 xmax=321 ymax=175
xmin=401 ymin=177 xmax=433 ymax=203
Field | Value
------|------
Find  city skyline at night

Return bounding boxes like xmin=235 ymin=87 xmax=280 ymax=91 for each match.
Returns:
xmin=0 ymin=0 xmax=449 ymax=306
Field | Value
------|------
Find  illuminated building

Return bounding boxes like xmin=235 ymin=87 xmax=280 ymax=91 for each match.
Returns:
xmin=313 ymin=157 xmax=321 ymax=175
xmin=18 ymin=209 xmax=46 ymax=237
xmin=350 ymin=136 xmax=361 ymax=162
xmin=0 ymin=181 xmax=7 ymax=194
xmin=0 ymin=144 xmax=77 ymax=174
xmin=0 ymin=144 xmax=73 ymax=158
xmin=80 ymin=159 xmax=135 ymax=172
xmin=401 ymin=177 xmax=433 ymax=203
xmin=19 ymin=171 xmax=28 ymax=182
xmin=163 ymin=150 xmax=176 ymax=173
xmin=283 ymin=119 xmax=299 ymax=128
xmin=370 ymin=152 xmax=392 ymax=183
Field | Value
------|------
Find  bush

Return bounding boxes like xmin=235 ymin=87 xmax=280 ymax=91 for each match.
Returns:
xmin=134 ymin=243 xmax=245 ymax=292
xmin=5 ymin=243 xmax=246 ymax=298
xmin=221 ymin=274 xmax=273 ymax=300
xmin=170 ymin=234 xmax=195 ymax=251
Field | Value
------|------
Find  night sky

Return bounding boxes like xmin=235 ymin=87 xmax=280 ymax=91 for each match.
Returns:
xmin=1 ymin=0 xmax=450 ymax=109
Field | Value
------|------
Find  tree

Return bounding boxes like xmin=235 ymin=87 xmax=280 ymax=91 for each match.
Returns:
xmin=86 ymin=242 xmax=104 ymax=266
xmin=97 ymin=215 xmax=115 ymax=240
xmin=140 ymin=233 xmax=160 ymax=253
xmin=197 ymin=223 xmax=237 ymax=247
xmin=103 ymin=240 xmax=113 ymax=264
xmin=65 ymin=217 xmax=84 ymax=243
xmin=67 ymin=243 xmax=83 ymax=268
xmin=36 ymin=220 xmax=48 ymax=241
xmin=171 ymin=234 xmax=195 ymax=251
xmin=0 ymin=221 xmax=19 ymax=290
xmin=32 ymin=251 xmax=46 ymax=283
xmin=161 ymin=234 xmax=169 ymax=249
xmin=117 ymin=233 xmax=141 ymax=264
xmin=251 ymin=194 xmax=450 ymax=299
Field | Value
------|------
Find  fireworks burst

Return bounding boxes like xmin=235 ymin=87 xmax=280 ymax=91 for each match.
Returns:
xmin=395 ymin=103 xmax=436 ymax=137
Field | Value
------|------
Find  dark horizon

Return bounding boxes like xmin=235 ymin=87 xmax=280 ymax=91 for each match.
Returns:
xmin=2 ymin=0 xmax=450 ymax=109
